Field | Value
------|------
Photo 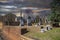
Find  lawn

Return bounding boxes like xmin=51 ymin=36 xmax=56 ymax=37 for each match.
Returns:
xmin=23 ymin=27 xmax=60 ymax=40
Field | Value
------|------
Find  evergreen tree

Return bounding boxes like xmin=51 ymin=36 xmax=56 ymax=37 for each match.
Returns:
xmin=49 ymin=0 xmax=60 ymax=22
xmin=4 ymin=13 xmax=16 ymax=22
xmin=48 ymin=0 xmax=60 ymax=26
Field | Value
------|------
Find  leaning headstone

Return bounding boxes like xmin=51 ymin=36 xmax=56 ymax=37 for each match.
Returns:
xmin=45 ymin=25 xmax=52 ymax=31
xmin=40 ymin=26 xmax=45 ymax=33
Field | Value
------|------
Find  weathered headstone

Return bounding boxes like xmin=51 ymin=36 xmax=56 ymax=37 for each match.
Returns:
xmin=40 ymin=26 xmax=45 ymax=33
xmin=20 ymin=19 xmax=24 ymax=26
xmin=15 ymin=17 xmax=17 ymax=22
xmin=19 ymin=17 xmax=24 ymax=26
xmin=27 ymin=16 xmax=32 ymax=26
xmin=45 ymin=25 xmax=52 ymax=31
xmin=35 ymin=23 xmax=40 ymax=27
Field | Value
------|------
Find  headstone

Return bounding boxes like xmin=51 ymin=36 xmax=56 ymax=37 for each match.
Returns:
xmin=15 ymin=17 xmax=17 ymax=22
xmin=35 ymin=23 xmax=40 ymax=27
xmin=40 ymin=26 xmax=45 ymax=33
xmin=38 ymin=22 xmax=41 ymax=26
xmin=45 ymin=25 xmax=52 ymax=31
xmin=35 ymin=24 xmax=38 ymax=27
xmin=27 ymin=16 xmax=32 ymax=26
xmin=19 ymin=19 xmax=24 ymax=26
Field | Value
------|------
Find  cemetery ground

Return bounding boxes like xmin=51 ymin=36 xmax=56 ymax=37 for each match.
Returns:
xmin=23 ymin=26 xmax=60 ymax=40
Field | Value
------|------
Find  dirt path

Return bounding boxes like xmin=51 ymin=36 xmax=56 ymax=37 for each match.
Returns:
xmin=2 ymin=26 xmax=34 ymax=40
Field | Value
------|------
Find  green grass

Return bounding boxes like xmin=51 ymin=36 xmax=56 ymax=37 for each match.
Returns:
xmin=24 ymin=28 xmax=60 ymax=40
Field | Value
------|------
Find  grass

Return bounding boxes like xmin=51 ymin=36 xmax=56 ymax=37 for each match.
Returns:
xmin=23 ymin=27 xmax=60 ymax=40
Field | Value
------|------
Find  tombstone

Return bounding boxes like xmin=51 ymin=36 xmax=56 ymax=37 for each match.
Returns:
xmin=38 ymin=21 xmax=41 ymax=26
xmin=19 ymin=17 xmax=24 ymax=26
xmin=27 ymin=16 xmax=32 ymax=26
xmin=39 ymin=18 xmax=43 ymax=25
xmin=40 ymin=26 xmax=45 ymax=33
xmin=35 ymin=23 xmax=39 ymax=27
xmin=45 ymin=19 xmax=48 ymax=25
xmin=15 ymin=17 xmax=17 ymax=22
xmin=35 ymin=25 xmax=37 ymax=27
xmin=35 ymin=18 xmax=42 ymax=27
xmin=35 ymin=22 xmax=41 ymax=27
xmin=45 ymin=25 xmax=52 ymax=31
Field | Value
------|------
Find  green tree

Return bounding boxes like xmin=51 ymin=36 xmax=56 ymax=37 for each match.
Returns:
xmin=48 ymin=0 xmax=60 ymax=26
xmin=50 ymin=0 xmax=60 ymax=22
xmin=4 ymin=13 xmax=16 ymax=22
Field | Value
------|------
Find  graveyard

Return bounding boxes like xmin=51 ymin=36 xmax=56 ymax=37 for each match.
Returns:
xmin=0 ymin=0 xmax=60 ymax=40
xmin=0 ymin=9 xmax=60 ymax=40
xmin=23 ymin=26 xmax=60 ymax=40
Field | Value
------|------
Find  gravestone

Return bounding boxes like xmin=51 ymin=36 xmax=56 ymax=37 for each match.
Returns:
xmin=27 ymin=16 xmax=32 ymax=26
xmin=19 ymin=17 xmax=24 ymax=26
xmin=45 ymin=25 xmax=52 ymax=31
xmin=40 ymin=26 xmax=45 ymax=33
xmin=15 ymin=17 xmax=17 ymax=22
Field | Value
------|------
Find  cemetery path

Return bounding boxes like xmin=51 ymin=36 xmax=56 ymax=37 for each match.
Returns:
xmin=1 ymin=26 xmax=34 ymax=40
